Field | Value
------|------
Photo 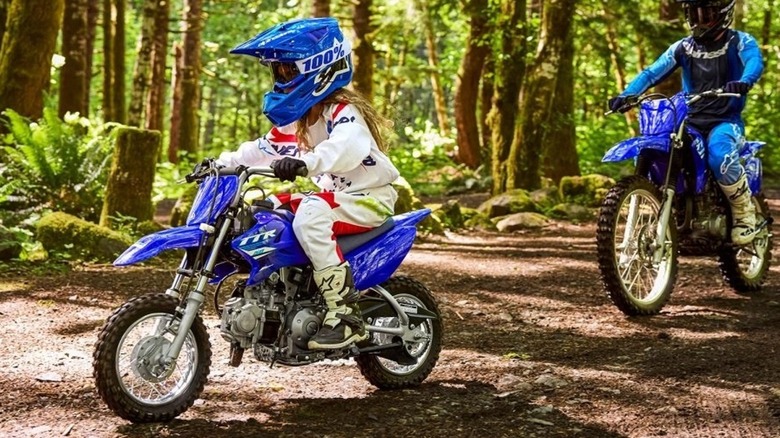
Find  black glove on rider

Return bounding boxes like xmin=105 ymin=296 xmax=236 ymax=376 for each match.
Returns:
xmin=723 ymin=81 xmax=750 ymax=95
xmin=273 ymin=157 xmax=307 ymax=182
xmin=608 ymin=95 xmax=633 ymax=113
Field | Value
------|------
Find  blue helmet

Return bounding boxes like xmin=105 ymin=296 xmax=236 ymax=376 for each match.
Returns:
xmin=230 ymin=17 xmax=354 ymax=127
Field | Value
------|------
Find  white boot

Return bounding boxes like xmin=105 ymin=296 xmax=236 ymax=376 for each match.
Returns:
xmin=308 ymin=261 xmax=367 ymax=350
xmin=719 ymin=174 xmax=758 ymax=245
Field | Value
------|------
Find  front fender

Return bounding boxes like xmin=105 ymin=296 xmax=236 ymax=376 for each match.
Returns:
xmin=114 ymin=225 xmax=205 ymax=266
xmin=603 ymin=135 xmax=671 ymax=163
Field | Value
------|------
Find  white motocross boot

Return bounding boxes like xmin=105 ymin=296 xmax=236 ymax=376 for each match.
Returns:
xmin=308 ymin=261 xmax=368 ymax=350
xmin=719 ymin=174 xmax=759 ymax=245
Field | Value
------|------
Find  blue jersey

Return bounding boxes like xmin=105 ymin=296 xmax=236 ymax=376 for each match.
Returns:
xmin=622 ymin=30 xmax=764 ymax=132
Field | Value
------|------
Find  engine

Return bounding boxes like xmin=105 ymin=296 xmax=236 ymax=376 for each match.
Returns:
xmin=219 ymin=269 xmax=326 ymax=364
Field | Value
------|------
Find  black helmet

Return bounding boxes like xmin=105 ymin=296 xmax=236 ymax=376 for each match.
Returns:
xmin=676 ymin=0 xmax=735 ymax=42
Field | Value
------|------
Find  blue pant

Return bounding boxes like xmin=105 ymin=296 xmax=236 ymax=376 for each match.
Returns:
xmin=706 ymin=122 xmax=745 ymax=185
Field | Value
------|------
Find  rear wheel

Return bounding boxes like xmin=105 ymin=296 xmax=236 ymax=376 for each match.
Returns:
xmin=597 ymin=176 xmax=678 ymax=315
xmin=356 ymin=276 xmax=442 ymax=389
xmin=719 ymin=194 xmax=773 ymax=292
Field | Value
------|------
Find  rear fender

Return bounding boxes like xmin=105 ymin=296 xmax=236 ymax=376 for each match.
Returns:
xmin=114 ymin=225 xmax=204 ymax=266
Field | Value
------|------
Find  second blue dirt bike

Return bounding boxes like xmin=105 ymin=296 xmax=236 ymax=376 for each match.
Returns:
xmin=596 ymin=90 xmax=773 ymax=316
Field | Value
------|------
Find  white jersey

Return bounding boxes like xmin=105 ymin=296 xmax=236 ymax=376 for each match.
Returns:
xmin=216 ymin=102 xmax=399 ymax=195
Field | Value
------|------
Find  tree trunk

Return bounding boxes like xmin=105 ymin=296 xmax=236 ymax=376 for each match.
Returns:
xmin=127 ymin=0 xmax=159 ymax=127
xmin=733 ymin=0 xmax=744 ymax=29
xmin=83 ymin=0 xmax=98 ymax=117
xmin=454 ymin=0 xmax=490 ymax=169
xmin=652 ymin=0 xmax=682 ymax=97
xmin=418 ymin=0 xmax=449 ymax=134
xmin=169 ymin=42 xmax=183 ymax=163
xmin=489 ymin=0 xmax=526 ymax=195
xmin=100 ymin=127 xmax=162 ymax=228
xmin=145 ymin=0 xmax=169 ymax=131
xmin=59 ymin=0 xmax=90 ymax=118
xmin=541 ymin=14 xmax=579 ymax=183
xmin=0 ymin=0 xmax=9 ymax=54
xmin=0 ymin=0 xmax=64 ymax=121
xmin=603 ymin=0 xmax=636 ymax=136
xmin=201 ymin=86 xmax=217 ymax=149
xmin=510 ymin=0 xmax=577 ymax=190
xmin=761 ymin=0 xmax=773 ymax=49
xmin=479 ymin=54 xmax=493 ymax=162
xmin=112 ymin=0 xmax=126 ymax=123
xmin=311 ymin=0 xmax=329 ymax=17
xmin=102 ymin=0 xmax=113 ymax=121
xmin=352 ymin=0 xmax=373 ymax=100
xmin=178 ymin=0 xmax=203 ymax=159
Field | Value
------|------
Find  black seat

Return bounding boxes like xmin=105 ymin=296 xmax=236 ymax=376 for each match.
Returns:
xmin=337 ymin=219 xmax=395 ymax=254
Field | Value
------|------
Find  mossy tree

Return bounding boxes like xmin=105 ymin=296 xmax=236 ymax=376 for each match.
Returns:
xmin=59 ymin=0 xmax=90 ymax=119
xmin=127 ymin=0 xmax=160 ymax=127
xmin=100 ymin=127 xmax=162 ymax=228
xmin=0 ymin=0 xmax=64 ymax=121
xmin=352 ymin=0 xmax=374 ymax=100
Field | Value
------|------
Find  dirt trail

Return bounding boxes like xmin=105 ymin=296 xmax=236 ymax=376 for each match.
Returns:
xmin=1 ymin=201 xmax=779 ymax=437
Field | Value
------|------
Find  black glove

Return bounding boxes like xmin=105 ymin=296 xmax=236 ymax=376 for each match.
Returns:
xmin=608 ymin=95 xmax=634 ymax=113
xmin=723 ymin=81 xmax=750 ymax=95
xmin=272 ymin=157 xmax=307 ymax=182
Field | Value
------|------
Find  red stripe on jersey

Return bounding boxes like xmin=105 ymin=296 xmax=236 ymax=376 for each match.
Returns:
xmin=268 ymin=127 xmax=297 ymax=143
xmin=332 ymin=102 xmax=348 ymax=119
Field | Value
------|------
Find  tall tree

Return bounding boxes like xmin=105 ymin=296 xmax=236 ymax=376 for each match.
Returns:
xmin=603 ymin=0 xmax=636 ymax=136
xmin=102 ymin=0 xmax=126 ymax=123
xmin=127 ymin=0 xmax=159 ymax=127
xmin=169 ymin=42 xmax=183 ymax=162
xmin=146 ymin=0 xmax=169 ymax=132
xmin=0 ymin=0 xmax=9 ymax=51
xmin=84 ymin=0 xmax=99 ymax=117
xmin=0 ymin=0 xmax=64 ymax=121
xmin=541 ymin=11 xmax=579 ymax=183
xmin=489 ymin=0 xmax=527 ymax=195
xmin=312 ymin=0 xmax=329 ymax=17
xmin=652 ymin=0 xmax=683 ymax=97
xmin=453 ymin=0 xmax=490 ymax=169
xmin=352 ymin=0 xmax=374 ymax=99
xmin=510 ymin=0 xmax=577 ymax=190
xmin=417 ymin=0 xmax=450 ymax=134
xmin=59 ymin=0 xmax=90 ymax=118
xmin=177 ymin=0 xmax=203 ymax=158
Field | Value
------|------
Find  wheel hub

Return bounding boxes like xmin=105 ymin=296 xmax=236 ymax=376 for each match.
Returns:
xmin=132 ymin=336 xmax=175 ymax=382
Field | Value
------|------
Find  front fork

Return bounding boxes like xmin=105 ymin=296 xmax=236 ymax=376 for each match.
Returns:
xmin=159 ymin=217 xmax=234 ymax=367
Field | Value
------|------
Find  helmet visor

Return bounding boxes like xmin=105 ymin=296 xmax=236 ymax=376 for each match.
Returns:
xmin=269 ymin=62 xmax=305 ymax=93
xmin=687 ymin=5 xmax=721 ymax=26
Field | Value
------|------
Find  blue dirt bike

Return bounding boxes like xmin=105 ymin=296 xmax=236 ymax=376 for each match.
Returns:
xmin=596 ymin=90 xmax=773 ymax=316
xmin=93 ymin=161 xmax=442 ymax=422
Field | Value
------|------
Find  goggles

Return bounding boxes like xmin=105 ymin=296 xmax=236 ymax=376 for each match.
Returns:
xmin=268 ymin=62 xmax=306 ymax=92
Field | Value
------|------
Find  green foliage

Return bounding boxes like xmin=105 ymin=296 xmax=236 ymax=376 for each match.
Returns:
xmin=0 ymin=109 xmax=114 ymax=223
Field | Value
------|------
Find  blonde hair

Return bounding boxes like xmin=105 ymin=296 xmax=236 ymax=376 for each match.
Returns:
xmin=295 ymin=88 xmax=393 ymax=152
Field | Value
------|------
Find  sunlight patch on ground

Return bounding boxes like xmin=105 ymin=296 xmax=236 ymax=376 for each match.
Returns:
xmin=0 ymin=281 xmax=27 ymax=293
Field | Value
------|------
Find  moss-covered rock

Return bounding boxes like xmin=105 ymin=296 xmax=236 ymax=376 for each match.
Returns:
xmin=559 ymin=174 xmax=615 ymax=207
xmin=495 ymin=212 xmax=550 ymax=232
xmin=393 ymin=179 xmax=444 ymax=235
xmin=0 ymin=225 xmax=23 ymax=261
xmin=530 ymin=186 xmax=562 ymax=213
xmin=36 ymin=212 xmax=132 ymax=262
xmin=432 ymin=200 xmax=465 ymax=230
xmin=169 ymin=183 xmax=199 ymax=227
xmin=135 ymin=220 xmax=166 ymax=237
xmin=464 ymin=212 xmax=497 ymax=231
xmin=477 ymin=189 xmax=537 ymax=218
xmin=548 ymin=203 xmax=595 ymax=223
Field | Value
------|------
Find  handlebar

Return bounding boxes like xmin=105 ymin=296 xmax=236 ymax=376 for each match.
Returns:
xmin=183 ymin=159 xmax=305 ymax=184
xmin=605 ymin=89 xmax=742 ymax=116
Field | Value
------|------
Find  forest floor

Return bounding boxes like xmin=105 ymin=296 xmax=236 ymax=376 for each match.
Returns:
xmin=1 ymin=194 xmax=780 ymax=437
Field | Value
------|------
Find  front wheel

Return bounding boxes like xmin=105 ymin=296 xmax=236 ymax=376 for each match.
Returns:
xmin=356 ymin=276 xmax=442 ymax=389
xmin=597 ymin=176 xmax=678 ymax=315
xmin=718 ymin=194 xmax=773 ymax=292
xmin=93 ymin=294 xmax=211 ymax=423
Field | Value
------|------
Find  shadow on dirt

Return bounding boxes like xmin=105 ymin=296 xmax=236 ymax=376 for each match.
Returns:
xmin=113 ymin=381 xmax=626 ymax=438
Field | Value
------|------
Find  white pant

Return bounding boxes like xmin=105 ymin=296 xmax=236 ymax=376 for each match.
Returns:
xmin=271 ymin=186 xmax=397 ymax=270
